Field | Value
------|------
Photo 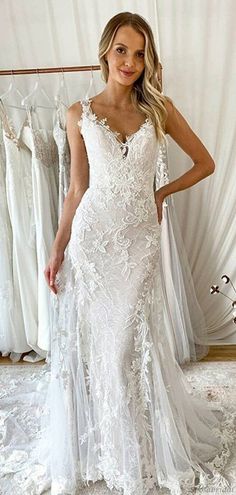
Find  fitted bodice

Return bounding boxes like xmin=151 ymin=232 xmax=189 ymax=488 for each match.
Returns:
xmin=78 ymin=98 xmax=160 ymax=200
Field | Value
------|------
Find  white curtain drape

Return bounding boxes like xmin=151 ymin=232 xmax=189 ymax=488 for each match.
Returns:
xmin=156 ymin=0 xmax=236 ymax=343
xmin=0 ymin=0 xmax=235 ymax=343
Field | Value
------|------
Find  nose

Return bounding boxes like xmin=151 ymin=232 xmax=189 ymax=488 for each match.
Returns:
xmin=124 ymin=55 xmax=135 ymax=67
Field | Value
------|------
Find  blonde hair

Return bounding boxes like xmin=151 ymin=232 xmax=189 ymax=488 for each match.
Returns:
xmin=98 ymin=12 xmax=173 ymax=143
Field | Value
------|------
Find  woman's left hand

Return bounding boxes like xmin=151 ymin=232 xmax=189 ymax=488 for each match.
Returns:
xmin=154 ymin=188 xmax=166 ymax=224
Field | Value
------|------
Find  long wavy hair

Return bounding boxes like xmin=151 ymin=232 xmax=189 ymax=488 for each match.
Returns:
xmin=98 ymin=12 xmax=173 ymax=143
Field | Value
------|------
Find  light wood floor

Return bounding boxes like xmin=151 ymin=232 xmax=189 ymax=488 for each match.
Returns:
xmin=0 ymin=346 xmax=236 ymax=365
xmin=201 ymin=345 xmax=236 ymax=361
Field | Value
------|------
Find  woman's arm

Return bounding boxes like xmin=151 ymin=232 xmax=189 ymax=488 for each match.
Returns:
xmin=44 ymin=102 xmax=89 ymax=293
xmin=53 ymin=103 xmax=89 ymax=253
xmin=155 ymin=99 xmax=215 ymax=223
xmin=162 ymin=99 xmax=215 ymax=196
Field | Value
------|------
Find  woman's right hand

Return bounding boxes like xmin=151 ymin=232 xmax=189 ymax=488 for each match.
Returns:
xmin=44 ymin=250 xmax=64 ymax=295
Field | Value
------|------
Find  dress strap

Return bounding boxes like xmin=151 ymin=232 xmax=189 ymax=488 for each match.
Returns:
xmin=53 ymin=101 xmax=67 ymax=130
xmin=0 ymin=99 xmax=12 ymax=136
xmin=77 ymin=98 xmax=91 ymax=129
xmin=79 ymin=97 xmax=91 ymax=111
xmin=25 ymin=106 xmax=42 ymax=131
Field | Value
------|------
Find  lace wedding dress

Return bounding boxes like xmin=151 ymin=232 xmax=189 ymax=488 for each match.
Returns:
xmin=0 ymin=97 xmax=236 ymax=495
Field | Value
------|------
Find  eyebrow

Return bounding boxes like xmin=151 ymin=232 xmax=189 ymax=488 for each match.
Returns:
xmin=114 ymin=43 xmax=144 ymax=52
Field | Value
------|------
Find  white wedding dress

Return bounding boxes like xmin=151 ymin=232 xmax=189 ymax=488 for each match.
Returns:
xmin=0 ymin=97 xmax=236 ymax=495
xmin=22 ymin=107 xmax=59 ymax=352
xmin=0 ymin=118 xmax=20 ymax=353
xmin=0 ymin=100 xmax=36 ymax=354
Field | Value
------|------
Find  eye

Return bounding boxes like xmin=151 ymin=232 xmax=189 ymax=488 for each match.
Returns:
xmin=116 ymin=47 xmax=125 ymax=54
xmin=137 ymin=52 xmax=144 ymax=58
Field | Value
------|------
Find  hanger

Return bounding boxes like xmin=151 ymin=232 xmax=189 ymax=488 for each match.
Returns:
xmin=21 ymin=70 xmax=55 ymax=110
xmin=54 ymin=69 xmax=69 ymax=108
xmin=84 ymin=66 xmax=95 ymax=99
xmin=0 ymin=72 xmax=27 ymax=110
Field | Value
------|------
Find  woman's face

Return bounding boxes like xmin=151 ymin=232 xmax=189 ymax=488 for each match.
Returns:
xmin=105 ymin=25 xmax=145 ymax=87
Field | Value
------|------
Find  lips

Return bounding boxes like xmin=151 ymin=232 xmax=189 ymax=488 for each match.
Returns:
xmin=120 ymin=70 xmax=135 ymax=76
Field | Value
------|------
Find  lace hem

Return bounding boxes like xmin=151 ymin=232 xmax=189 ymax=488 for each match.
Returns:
xmin=48 ymin=405 xmax=236 ymax=495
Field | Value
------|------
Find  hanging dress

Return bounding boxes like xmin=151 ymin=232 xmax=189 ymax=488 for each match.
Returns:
xmin=53 ymin=100 xmax=70 ymax=219
xmin=22 ymin=107 xmax=59 ymax=352
xmin=0 ymin=100 xmax=37 ymax=354
xmin=0 ymin=117 xmax=16 ymax=353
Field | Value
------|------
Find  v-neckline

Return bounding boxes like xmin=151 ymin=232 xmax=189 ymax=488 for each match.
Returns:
xmin=87 ymin=98 xmax=151 ymax=146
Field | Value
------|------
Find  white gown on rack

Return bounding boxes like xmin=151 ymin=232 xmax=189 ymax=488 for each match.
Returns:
xmin=22 ymin=108 xmax=59 ymax=352
xmin=0 ymin=97 xmax=236 ymax=495
xmin=53 ymin=101 xmax=70 ymax=219
xmin=0 ymin=118 xmax=18 ymax=353
xmin=0 ymin=100 xmax=36 ymax=354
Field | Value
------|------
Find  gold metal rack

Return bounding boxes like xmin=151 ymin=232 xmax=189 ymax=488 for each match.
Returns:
xmin=0 ymin=65 xmax=101 ymax=76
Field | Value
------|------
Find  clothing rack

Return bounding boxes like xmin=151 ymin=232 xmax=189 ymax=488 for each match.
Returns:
xmin=0 ymin=65 xmax=101 ymax=76
xmin=0 ymin=63 xmax=163 ymax=89
xmin=0 ymin=62 xmax=162 ymax=77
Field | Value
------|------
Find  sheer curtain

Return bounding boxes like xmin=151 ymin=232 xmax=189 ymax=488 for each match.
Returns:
xmin=155 ymin=0 xmax=236 ymax=343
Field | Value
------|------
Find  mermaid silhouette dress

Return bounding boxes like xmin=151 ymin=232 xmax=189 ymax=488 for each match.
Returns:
xmin=46 ymin=98 xmax=236 ymax=494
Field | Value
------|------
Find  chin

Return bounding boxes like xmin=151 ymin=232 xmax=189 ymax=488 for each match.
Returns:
xmin=120 ymin=80 xmax=134 ymax=86
xmin=117 ymin=73 xmax=137 ymax=86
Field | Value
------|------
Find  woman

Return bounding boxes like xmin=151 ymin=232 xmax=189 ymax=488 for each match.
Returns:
xmin=43 ymin=12 xmax=235 ymax=495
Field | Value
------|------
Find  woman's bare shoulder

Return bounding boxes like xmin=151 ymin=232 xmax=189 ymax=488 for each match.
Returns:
xmin=67 ymin=101 xmax=83 ymax=122
xmin=162 ymin=94 xmax=175 ymax=115
xmin=65 ymin=101 xmax=86 ymax=141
